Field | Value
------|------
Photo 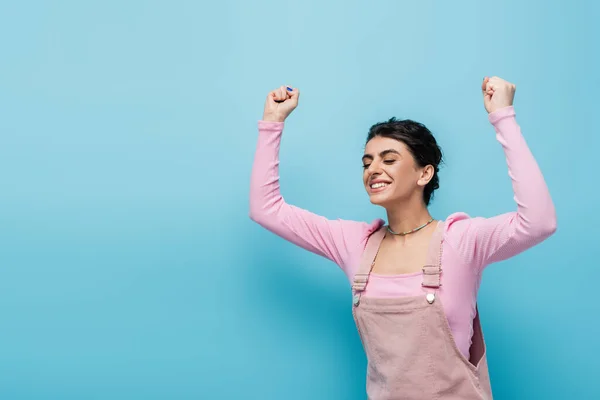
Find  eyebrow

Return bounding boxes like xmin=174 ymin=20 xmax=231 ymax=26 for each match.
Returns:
xmin=362 ymin=149 xmax=401 ymax=161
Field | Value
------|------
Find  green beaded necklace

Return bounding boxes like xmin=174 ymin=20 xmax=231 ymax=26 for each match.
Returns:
xmin=386 ymin=217 xmax=435 ymax=236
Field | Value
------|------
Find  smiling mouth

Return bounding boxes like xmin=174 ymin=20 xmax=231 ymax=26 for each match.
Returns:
xmin=369 ymin=182 xmax=391 ymax=192
xmin=371 ymin=182 xmax=388 ymax=188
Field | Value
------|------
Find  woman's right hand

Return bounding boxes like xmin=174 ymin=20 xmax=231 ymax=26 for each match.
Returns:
xmin=262 ymin=85 xmax=300 ymax=122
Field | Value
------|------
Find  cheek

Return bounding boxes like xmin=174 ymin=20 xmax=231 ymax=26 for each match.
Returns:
xmin=387 ymin=163 xmax=408 ymax=179
xmin=388 ymin=164 xmax=417 ymax=185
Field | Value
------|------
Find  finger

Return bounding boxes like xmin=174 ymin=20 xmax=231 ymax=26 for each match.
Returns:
xmin=489 ymin=76 xmax=502 ymax=86
xmin=273 ymin=89 xmax=284 ymax=102
xmin=279 ymin=86 xmax=287 ymax=101
xmin=273 ymin=87 xmax=285 ymax=102
xmin=269 ymin=89 xmax=278 ymax=101
xmin=288 ymin=89 xmax=299 ymax=106
xmin=481 ymin=77 xmax=489 ymax=93
xmin=286 ymin=86 xmax=299 ymax=100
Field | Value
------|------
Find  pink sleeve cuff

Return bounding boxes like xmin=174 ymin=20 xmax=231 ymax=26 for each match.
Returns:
xmin=258 ymin=120 xmax=285 ymax=131
xmin=488 ymin=105 xmax=516 ymax=125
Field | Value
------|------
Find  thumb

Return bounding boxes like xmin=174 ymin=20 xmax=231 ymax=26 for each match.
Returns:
xmin=286 ymin=86 xmax=300 ymax=104
xmin=481 ymin=77 xmax=490 ymax=96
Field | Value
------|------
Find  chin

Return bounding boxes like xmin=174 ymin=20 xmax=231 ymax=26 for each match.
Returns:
xmin=368 ymin=192 xmax=392 ymax=207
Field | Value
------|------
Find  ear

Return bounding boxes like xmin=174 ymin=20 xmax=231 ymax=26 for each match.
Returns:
xmin=417 ymin=165 xmax=435 ymax=187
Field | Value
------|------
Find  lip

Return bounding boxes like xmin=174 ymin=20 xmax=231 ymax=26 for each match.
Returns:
xmin=369 ymin=179 xmax=391 ymax=185
xmin=368 ymin=180 xmax=392 ymax=194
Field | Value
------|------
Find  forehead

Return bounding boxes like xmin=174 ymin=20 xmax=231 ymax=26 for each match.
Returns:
xmin=364 ymin=136 xmax=407 ymax=155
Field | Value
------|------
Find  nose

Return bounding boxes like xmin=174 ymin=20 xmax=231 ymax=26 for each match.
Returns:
xmin=366 ymin=168 xmax=382 ymax=183
xmin=368 ymin=162 xmax=383 ymax=175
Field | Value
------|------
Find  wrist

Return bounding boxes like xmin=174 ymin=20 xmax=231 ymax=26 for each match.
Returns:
xmin=488 ymin=105 xmax=516 ymax=125
xmin=489 ymin=104 xmax=513 ymax=114
xmin=262 ymin=113 xmax=286 ymax=123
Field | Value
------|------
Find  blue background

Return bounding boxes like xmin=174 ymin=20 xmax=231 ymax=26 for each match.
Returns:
xmin=1 ymin=1 xmax=598 ymax=399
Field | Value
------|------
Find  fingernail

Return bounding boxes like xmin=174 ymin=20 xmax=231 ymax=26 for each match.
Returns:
xmin=286 ymin=87 xmax=293 ymax=91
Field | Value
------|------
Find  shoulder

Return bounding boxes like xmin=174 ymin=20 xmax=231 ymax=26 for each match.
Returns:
xmin=441 ymin=210 xmax=507 ymax=241
xmin=442 ymin=211 xmax=476 ymax=235
xmin=440 ymin=211 xmax=490 ymax=252
xmin=342 ymin=217 xmax=386 ymax=245
xmin=315 ymin=215 xmax=385 ymax=259
xmin=439 ymin=211 xmax=487 ymax=270
xmin=337 ymin=217 xmax=385 ymax=276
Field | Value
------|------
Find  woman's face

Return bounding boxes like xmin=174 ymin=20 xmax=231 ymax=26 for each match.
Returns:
xmin=362 ymin=136 xmax=432 ymax=206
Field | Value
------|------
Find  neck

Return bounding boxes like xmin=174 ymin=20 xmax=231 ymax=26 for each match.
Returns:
xmin=385 ymin=198 xmax=433 ymax=236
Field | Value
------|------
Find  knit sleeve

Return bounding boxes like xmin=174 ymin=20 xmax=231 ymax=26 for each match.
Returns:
xmin=249 ymin=120 xmax=384 ymax=271
xmin=445 ymin=106 xmax=557 ymax=272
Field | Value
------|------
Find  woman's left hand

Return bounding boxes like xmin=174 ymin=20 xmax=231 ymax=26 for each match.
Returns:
xmin=482 ymin=76 xmax=516 ymax=114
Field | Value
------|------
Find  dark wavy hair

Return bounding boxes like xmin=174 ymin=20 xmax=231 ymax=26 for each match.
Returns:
xmin=365 ymin=118 xmax=443 ymax=206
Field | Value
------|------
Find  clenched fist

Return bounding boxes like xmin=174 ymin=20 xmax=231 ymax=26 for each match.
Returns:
xmin=482 ymin=76 xmax=516 ymax=114
xmin=262 ymin=85 xmax=300 ymax=122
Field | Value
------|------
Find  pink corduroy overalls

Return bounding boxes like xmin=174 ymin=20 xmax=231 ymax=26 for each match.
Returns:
xmin=351 ymin=221 xmax=493 ymax=399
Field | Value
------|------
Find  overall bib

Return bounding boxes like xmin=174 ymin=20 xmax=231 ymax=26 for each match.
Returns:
xmin=351 ymin=222 xmax=493 ymax=399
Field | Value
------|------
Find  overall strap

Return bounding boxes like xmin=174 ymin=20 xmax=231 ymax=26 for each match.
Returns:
xmin=422 ymin=221 xmax=445 ymax=289
xmin=352 ymin=225 xmax=386 ymax=293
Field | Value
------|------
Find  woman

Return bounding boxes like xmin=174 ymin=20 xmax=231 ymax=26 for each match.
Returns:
xmin=249 ymin=77 xmax=556 ymax=399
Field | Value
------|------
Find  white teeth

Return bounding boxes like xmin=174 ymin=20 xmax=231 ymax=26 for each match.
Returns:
xmin=371 ymin=182 xmax=389 ymax=189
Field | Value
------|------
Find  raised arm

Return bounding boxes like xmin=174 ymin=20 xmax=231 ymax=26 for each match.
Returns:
xmin=249 ymin=86 xmax=383 ymax=270
xmin=446 ymin=77 xmax=557 ymax=272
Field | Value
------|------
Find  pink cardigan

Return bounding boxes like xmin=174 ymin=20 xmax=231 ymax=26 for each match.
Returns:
xmin=249 ymin=106 xmax=557 ymax=359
